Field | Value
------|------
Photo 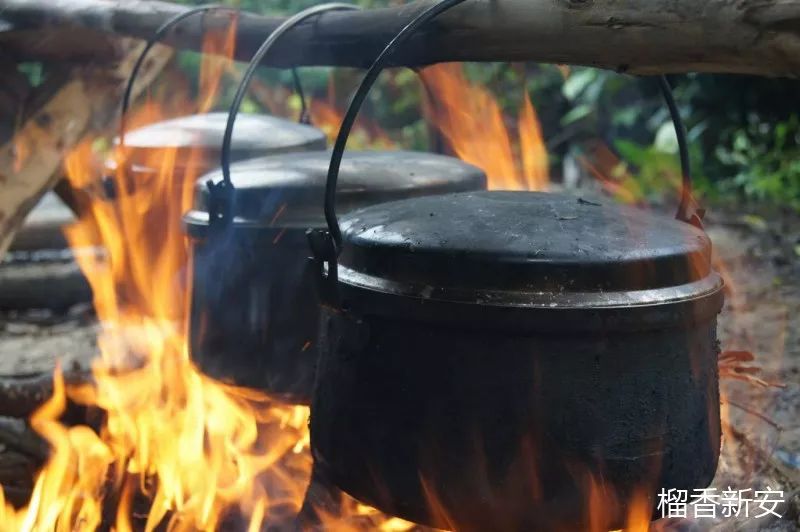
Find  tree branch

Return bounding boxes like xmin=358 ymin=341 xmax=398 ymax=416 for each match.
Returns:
xmin=1 ymin=0 xmax=800 ymax=76
xmin=0 ymin=40 xmax=171 ymax=260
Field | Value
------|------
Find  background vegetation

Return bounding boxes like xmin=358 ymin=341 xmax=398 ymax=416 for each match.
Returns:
xmin=170 ymin=0 xmax=800 ymax=212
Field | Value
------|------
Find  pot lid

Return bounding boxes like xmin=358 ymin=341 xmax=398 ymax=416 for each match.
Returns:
xmin=184 ymin=151 xmax=487 ymax=230
xmin=337 ymin=191 xmax=719 ymax=304
xmin=118 ymin=112 xmax=327 ymax=159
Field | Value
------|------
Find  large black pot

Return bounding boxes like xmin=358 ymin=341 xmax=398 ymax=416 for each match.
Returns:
xmin=310 ymin=191 xmax=723 ymax=531
xmin=184 ymin=151 xmax=486 ymax=403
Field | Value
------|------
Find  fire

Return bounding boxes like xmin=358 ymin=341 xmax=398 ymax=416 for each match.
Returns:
xmin=421 ymin=63 xmax=548 ymax=191
xmin=584 ymin=474 xmax=652 ymax=532
xmin=246 ymin=76 xmax=396 ymax=149
xmin=309 ymin=98 xmax=397 ymax=149
xmin=0 ymin=20 xmax=321 ymax=532
xmin=0 ymin=15 xmax=408 ymax=531
xmin=0 ymin=23 xmax=683 ymax=531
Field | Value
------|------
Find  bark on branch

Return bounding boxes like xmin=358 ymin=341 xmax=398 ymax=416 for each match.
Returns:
xmin=1 ymin=0 xmax=800 ymax=76
xmin=0 ymin=40 xmax=171 ymax=260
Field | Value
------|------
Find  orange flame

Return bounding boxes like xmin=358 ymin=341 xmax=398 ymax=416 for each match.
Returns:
xmin=198 ymin=14 xmax=238 ymax=114
xmin=245 ymin=75 xmax=396 ymax=149
xmin=3 ymin=46 xmax=717 ymax=532
xmin=421 ymin=63 xmax=548 ymax=191
xmin=0 ymin=20 xmax=400 ymax=531
xmin=1 ymin=29 xmax=700 ymax=532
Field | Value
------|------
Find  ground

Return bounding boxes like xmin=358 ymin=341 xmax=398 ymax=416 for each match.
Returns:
xmin=702 ymin=209 xmax=800 ymax=531
xmin=0 ymin=201 xmax=798 ymax=530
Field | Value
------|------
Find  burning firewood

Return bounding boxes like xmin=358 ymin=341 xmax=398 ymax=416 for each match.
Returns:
xmin=0 ymin=369 xmax=94 ymax=419
xmin=0 ymin=416 xmax=48 ymax=461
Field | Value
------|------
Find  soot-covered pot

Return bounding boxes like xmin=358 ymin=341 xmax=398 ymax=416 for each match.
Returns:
xmin=310 ymin=191 xmax=724 ymax=531
xmin=183 ymin=151 xmax=486 ymax=403
xmin=106 ymin=112 xmax=327 ymax=183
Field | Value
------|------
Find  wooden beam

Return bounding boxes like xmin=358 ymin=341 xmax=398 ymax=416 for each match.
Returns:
xmin=0 ymin=40 xmax=172 ymax=260
xmin=1 ymin=0 xmax=800 ymax=76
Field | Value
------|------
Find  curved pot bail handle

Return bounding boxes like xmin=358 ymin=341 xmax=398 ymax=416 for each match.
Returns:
xmin=120 ymin=4 xmax=235 ymax=149
xmin=657 ymin=76 xmax=705 ymax=229
xmin=116 ymin=4 xmax=328 ymax=204
xmin=310 ymin=0 xmax=470 ymax=306
xmin=110 ymin=4 xmax=238 ymax=199
xmin=213 ymin=2 xmax=360 ymax=227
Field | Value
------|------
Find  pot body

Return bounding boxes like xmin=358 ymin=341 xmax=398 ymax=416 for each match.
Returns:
xmin=310 ymin=295 xmax=722 ymax=531
xmin=184 ymin=153 xmax=487 ymax=402
xmin=188 ymin=225 xmax=319 ymax=401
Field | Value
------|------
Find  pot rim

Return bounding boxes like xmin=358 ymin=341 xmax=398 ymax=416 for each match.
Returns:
xmin=338 ymin=265 xmax=723 ymax=310
xmin=335 ymin=268 xmax=724 ymax=332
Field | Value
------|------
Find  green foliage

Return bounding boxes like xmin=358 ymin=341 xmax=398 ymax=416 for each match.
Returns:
xmin=127 ymin=0 xmax=800 ymax=211
xmin=555 ymin=67 xmax=800 ymax=211
xmin=714 ymin=116 xmax=800 ymax=210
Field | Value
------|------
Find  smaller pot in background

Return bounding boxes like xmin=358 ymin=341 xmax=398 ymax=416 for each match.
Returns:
xmin=105 ymin=112 xmax=327 ymax=188
xmin=183 ymin=150 xmax=487 ymax=403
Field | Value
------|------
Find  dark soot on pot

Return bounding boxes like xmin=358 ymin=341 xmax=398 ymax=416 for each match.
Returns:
xmin=183 ymin=151 xmax=487 ymax=403
xmin=311 ymin=190 xmax=724 ymax=531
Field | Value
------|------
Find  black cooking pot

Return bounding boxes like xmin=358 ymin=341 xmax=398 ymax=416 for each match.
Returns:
xmin=106 ymin=112 xmax=327 ymax=184
xmin=106 ymin=3 xmax=329 ymax=189
xmin=183 ymin=150 xmax=486 ymax=402
xmin=310 ymin=191 xmax=723 ymax=530
xmin=305 ymin=13 xmax=722 ymax=524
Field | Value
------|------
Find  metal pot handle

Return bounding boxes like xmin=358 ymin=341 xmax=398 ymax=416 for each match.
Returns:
xmin=658 ymin=76 xmax=705 ymax=228
xmin=319 ymin=74 xmax=702 ymax=242
xmin=117 ymin=4 xmax=330 ymax=199
xmin=119 ymin=4 xmax=325 ymax=143
xmin=307 ymin=0 xmax=471 ymax=304
xmin=313 ymin=13 xmax=703 ymax=304
xmin=212 ymin=2 xmax=360 ymax=226
xmin=99 ymin=5 xmax=237 ymax=199
xmin=119 ymin=4 xmax=238 ymax=149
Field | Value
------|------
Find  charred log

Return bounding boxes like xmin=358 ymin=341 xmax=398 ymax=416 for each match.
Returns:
xmin=0 ymin=369 xmax=94 ymax=419
xmin=0 ymin=416 xmax=48 ymax=461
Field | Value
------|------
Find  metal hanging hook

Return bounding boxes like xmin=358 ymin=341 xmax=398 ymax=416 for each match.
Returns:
xmin=119 ymin=4 xmax=235 ymax=148
xmin=657 ymin=75 xmax=704 ymax=228
xmin=319 ymin=0 xmax=469 ymax=252
xmin=302 ymin=0 xmax=470 ymax=307
xmin=212 ymin=2 xmax=360 ymax=227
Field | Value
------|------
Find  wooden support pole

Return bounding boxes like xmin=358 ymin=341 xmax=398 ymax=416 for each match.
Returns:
xmin=1 ymin=0 xmax=800 ymax=76
xmin=0 ymin=41 xmax=172 ymax=260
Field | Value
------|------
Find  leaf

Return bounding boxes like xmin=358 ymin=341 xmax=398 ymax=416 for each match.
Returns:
xmin=611 ymin=107 xmax=638 ymax=128
xmin=654 ymin=121 xmax=678 ymax=154
xmin=562 ymin=69 xmax=597 ymax=101
xmin=614 ymin=139 xmax=649 ymax=167
xmin=738 ymin=214 xmax=768 ymax=232
xmin=560 ymin=104 xmax=592 ymax=126
xmin=240 ymin=98 xmax=259 ymax=114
